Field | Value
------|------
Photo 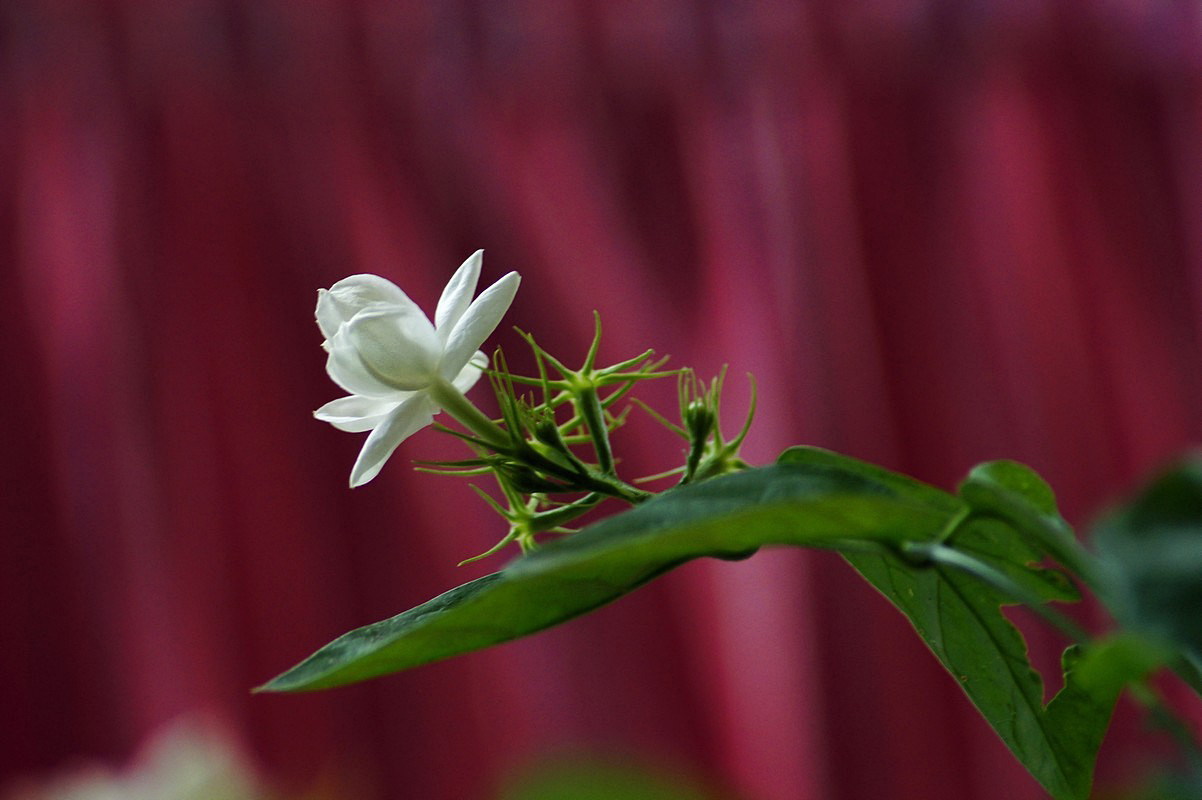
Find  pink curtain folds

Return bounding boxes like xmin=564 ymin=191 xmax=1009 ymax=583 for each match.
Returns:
xmin=3 ymin=2 xmax=1202 ymax=798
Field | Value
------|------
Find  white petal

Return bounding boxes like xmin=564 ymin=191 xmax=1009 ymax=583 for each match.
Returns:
xmin=314 ymin=395 xmax=404 ymax=432
xmin=325 ymin=328 xmax=403 ymax=398
xmin=316 ymin=290 xmax=343 ymax=340
xmin=347 ymin=307 xmax=443 ymax=390
xmin=316 ymin=274 xmax=416 ymax=339
xmin=451 ymin=350 xmax=489 ymax=393
xmin=349 ymin=395 xmax=436 ymax=486
xmin=440 ymin=271 xmax=520 ymax=380
xmin=434 ymin=250 xmax=482 ymax=338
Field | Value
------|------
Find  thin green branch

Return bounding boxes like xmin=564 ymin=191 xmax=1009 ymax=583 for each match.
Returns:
xmin=901 ymin=540 xmax=1089 ymax=644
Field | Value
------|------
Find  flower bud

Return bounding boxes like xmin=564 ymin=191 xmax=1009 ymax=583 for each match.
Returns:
xmin=497 ymin=461 xmax=568 ymax=494
xmin=683 ymin=397 xmax=716 ymax=445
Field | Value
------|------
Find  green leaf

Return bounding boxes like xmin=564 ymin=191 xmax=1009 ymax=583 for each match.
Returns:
xmin=258 ymin=456 xmax=955 ymax=692
xmin=958 ymin=460 xmax=1099 ymax=593
xmin=1092 ymin=457 xmax=1202 ymax=695
xmin=792 ymin=449 xmax=1134 ymax=800
xmin=1044 ymin=634 xmax=1171 ymax=782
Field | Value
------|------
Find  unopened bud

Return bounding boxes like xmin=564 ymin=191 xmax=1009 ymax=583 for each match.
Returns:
xmin=683 ymin=398 xmax=716 ymax=444
xmin=497 ymin=461 xmax=567 ymax=494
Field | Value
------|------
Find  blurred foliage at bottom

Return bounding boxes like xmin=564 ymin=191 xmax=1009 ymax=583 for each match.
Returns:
xmin=498 ymin=755 xmax=723 ymax=800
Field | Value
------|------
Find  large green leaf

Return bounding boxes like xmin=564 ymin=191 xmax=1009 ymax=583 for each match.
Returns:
xmin=258 ymin=455 xmax=954 ymax=692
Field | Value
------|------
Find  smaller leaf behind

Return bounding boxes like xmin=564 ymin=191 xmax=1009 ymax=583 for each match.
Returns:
xmin=959 ymin=460 xmax=1099 ymax=594
xmin=798 ymin=449 xmax=1121 ymax=800
xmin=1092 ymin=456 xmax=1202 ymax=696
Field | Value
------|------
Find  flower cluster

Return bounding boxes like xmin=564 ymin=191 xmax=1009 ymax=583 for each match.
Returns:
xmin=314 ymin=252 xmax=753 ymax=559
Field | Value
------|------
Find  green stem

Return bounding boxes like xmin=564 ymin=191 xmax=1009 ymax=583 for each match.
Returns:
xmin=1027 ymin=520 xmax=1105 ymax=597
xmin=583 ymin=472 xmax=652 ymax=504
xmin=429 ymin=378 xmax=510 ymax=450
xmin=577 ymin=387 xmax=615 ymax=473
xmin=936 ymin=505 xmax=972 ymax=543
xmin=901 ymin=540 xmax=1090 ymax=643
xmin=975 ymin=506 xmax=1105 ymax=596
xmin=1128 ymin=680 xmax=1202 ymax=775
xmin=529 ymin=493 xmax=604 ymax=532
xmin=521 ymin=445 xmax=651 ymax=504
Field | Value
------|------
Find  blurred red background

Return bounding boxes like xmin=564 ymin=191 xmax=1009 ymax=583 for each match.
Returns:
xmin=4 ymin=2 xmax=1202 ymax=798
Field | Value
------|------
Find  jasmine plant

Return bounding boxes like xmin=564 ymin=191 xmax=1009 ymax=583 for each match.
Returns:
xmin=267 ymin=252 xmax=1202 ymax=800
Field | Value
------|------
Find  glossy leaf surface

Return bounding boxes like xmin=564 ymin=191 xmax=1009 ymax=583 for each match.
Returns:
xmin=262 ymin=448 xmax=1156 ymax=799
xmin=260 ymin=454 xmax=953 ymax=692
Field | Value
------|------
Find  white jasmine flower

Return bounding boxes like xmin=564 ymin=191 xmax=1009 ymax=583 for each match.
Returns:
xmin=315 ymin=250 xmax=520 ymax=486
xmin=8 ymin=717 xmax=264 ymax=800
